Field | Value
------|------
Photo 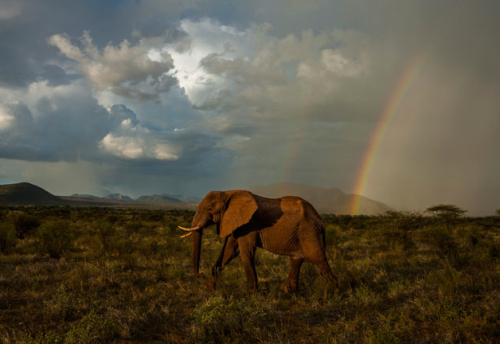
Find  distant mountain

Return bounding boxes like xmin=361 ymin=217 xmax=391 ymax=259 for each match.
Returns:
xmin=71 ymin=193 xmax=100 ymax=199
xmin=0 ymin=182 xmax=66 ymax=206
xmin=0 ymin=182 xmax=197 ymax=210
xmin=248 ymin=182 xmax=392 ymax=215
xmin=162 ymin=194 xmax=202 ymax=203
xmin=136 ymin=194 xmax=183 ymax=203
xmin=103 ymin=193 xmax=133 ymax=201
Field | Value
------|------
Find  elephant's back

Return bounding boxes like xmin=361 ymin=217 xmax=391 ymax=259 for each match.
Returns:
xmin=280 ymin=196 xmax=322 ymax=219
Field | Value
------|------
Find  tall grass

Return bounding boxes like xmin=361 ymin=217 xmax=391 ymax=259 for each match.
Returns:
xmin=0 ymin=207 xmax=499 ymax=343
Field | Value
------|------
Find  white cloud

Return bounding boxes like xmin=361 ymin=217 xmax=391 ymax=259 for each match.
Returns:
xmin=98 ymin=124 xmax=179 ymax=161
xmin=155 ymin=144 xmax=179 ymax=160
xmin=48 ymin=31 xmax=176 ymax=101
xmin=99 ymin=133 xmax=145 ymax=159
xmin=321 ymin=49 xmax=365 ymax=77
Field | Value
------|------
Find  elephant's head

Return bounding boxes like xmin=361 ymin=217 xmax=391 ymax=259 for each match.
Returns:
xmin=179 ymin=190 xmax=258 ymax=275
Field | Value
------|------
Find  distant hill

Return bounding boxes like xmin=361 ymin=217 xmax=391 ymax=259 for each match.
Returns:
xmin=248 ymin=182 xmax=392 ymax=215
xmin=0 ymin=182 xmax=197 ymax=210
xmin=136 ymin=194 xmax=183 ymax=203
xmin=103 ymin=193 xmax=133 ymax=201
xmin=0 ymin=182 xmax=66 ymax=206
xmin=71 ymin=193 xmax=100 ymax=199
xmin=162 ymin=194 xmax=202 ymax=203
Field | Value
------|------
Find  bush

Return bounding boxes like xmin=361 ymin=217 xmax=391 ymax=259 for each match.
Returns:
xmin=64 ymin=310 xmax=118 ymax=344
xmin=12 ymin=213 xmax=41 ymax=239
xmin=124 ymin=221 xmax=142 ymax=236
xmin=36 ymin=220 xmax=74 ymax=258
xmin=427 ymin=227 xmax=470 ymax=268
xmin=379 ymin=210 xmax=427 ymax=251
xmin=166 ymin=219 xmax=178 ymax=233
xmin=0 ymin=222 xmax=16 ymax=254
xmin=92 ymin=219 xmax=116 ymax=252
xmin=192 ymin=296 xmax=267 ymax=342
xmin=16 ymin=330 xmax=64 ymax=344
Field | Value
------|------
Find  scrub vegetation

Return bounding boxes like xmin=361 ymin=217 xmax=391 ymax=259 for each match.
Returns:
xmin=0 ymin=206 xmax=499 ymax=343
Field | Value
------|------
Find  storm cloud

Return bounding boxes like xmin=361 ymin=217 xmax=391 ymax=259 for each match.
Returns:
xmin=0 ymin=0 xmax=499 ymax=214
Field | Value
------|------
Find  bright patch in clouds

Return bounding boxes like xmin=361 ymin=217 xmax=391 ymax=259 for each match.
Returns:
xmin=164 ymin=18 xmax=256 ymax=105
xmin=99 ymin=133 xmax=179 ymax=161
xmin=100 ymin=133 xmax=145 ymax=159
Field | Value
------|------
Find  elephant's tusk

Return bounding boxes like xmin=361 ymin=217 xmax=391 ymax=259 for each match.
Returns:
xmin=178 ymin=226 xmax=201 ymax=232
xmin=180 ymin=232 xmax=192 ymax=239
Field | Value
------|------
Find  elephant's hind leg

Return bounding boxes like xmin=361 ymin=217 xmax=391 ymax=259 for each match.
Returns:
xmin=280 ymin=257 xmax=304 ymax=293
xmin=239 ymin=244 xmax=258 ymax=292
xmin=308 ymin=255 xmax=338 ymax=290
xmin=301 ymin=238 xmax=338 ymax=290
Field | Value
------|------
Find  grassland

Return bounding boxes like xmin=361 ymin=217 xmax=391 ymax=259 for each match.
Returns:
xmin=0 ymin=207 xmax=499 ymax=343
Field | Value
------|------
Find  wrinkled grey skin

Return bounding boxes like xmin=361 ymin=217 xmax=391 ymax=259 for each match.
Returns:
xmin=186 ymin=190 xmax=338 ymax=292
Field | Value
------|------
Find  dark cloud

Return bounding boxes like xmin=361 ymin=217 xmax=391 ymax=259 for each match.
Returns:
xmin=0 ymin=93 xmax=110 ymax=161
xmin=0 ymin=102 xmax=51 ymax=160
xmin=0 ymin=87 xmax=232 ymax=181
xmin=0 ymin=0 xmax=194 ymax=89
xmin=40 ymin=64 xmax=80 ymax=87
xmin=1 ymin=0 xmax=500 ymax=214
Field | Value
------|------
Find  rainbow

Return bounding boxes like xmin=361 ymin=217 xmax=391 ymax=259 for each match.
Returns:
xmin=350 ymin=54 xmax=426 ymax=214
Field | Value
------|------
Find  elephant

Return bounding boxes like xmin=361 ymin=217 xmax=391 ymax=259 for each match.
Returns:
xmin=179 ymin=190 xmax=338 ymax=292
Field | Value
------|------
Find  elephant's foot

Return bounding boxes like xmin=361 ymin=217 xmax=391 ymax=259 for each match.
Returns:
xmin=204 ymin=276 xmax=217 ymax=290
xmin=279 ymin=281 xmax=298 ymax=293
xmin=247 ymin=285 xmax=258 ymax=293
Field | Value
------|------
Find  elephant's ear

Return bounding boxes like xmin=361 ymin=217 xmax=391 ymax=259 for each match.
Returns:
xmin=220 ymin=191 xmax=258 ymax=238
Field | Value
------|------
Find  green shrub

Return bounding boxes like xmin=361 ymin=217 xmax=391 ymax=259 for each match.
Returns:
xmin=16 ymin=330 xmax=64 ymax=344
xmin=489 ymin=244 xmax=500 ymax=261
xmin=12 ymin=213 xmax=41 ymax=238
xmin=64 ymin=310 xmax=118 ymax=344
xmin=124 ymin=221 xmax=142 ymax=236
xmin=92 ymin=219 xmax=115 ymax=252
xmin=43 ymin=284 xmax=80 ymax=322
xmin=379 ymin=210 xmax=427 ymax=251
xmin=36 ymin=220 xmax=74 ymax=258
xmin=0 ymin=222 xmax=16 ymax=254
xmin=192 ymin=296 xmax=267 ymax=342
xmin=325 ymin=224 xmax=343 ymax=246
xmin=428 ymin=227 xmax=470 ymax=268
xmin=166 ymin=219 xmax=178 ymax=233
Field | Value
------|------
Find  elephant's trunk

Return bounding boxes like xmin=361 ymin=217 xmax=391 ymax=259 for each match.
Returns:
xmin=186 ymin=208 xmax=210 ymax=275
xmin=191 ymin=229 xmax=203 ymax=276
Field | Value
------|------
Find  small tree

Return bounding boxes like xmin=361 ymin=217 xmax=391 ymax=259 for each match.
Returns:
xmin=380 ymin=210 xmax=427 ymax=250
xmin=426 ymin=204 xmax=467 ymax=231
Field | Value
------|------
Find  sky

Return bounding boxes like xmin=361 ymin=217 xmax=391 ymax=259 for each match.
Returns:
xmin=0 ymin=0 xmax=499 ymax=215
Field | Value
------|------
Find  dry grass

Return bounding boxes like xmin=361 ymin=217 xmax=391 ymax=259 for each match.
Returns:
xmin=0 ymin=207 xmax=499 ymax=343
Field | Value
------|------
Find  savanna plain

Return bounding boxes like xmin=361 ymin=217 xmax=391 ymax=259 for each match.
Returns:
xmin=0 ymin=206 xmax=499 ymax=343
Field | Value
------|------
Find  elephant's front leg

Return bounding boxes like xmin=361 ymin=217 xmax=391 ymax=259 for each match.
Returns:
xmin=206 ymin=235 xmax=239 ymax=290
